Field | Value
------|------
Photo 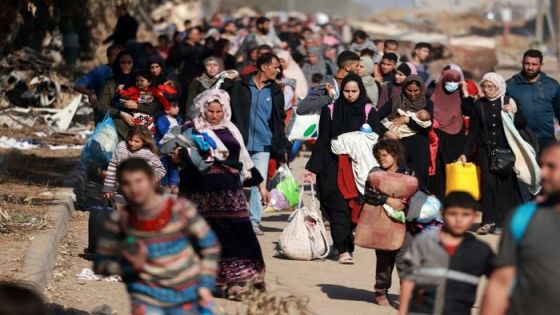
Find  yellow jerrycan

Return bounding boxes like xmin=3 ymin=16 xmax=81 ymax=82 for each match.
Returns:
xmin=445 ymin=162 xmax=480 ymax=200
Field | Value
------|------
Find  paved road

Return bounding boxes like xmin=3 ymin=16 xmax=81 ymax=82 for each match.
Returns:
xmin=46 ymin=154 xmax=499 ymax=314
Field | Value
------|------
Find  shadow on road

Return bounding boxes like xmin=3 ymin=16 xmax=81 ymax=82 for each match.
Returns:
xmin=317 ymin=284 xmax=375 ymax=303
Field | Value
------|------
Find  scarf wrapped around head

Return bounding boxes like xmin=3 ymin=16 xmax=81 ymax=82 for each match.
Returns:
xmin=481 ymin=72 xmax=507 ymax=101
xmin=276 ymin=50 xmax=309 ymax=99
xmin=192 ymin=89 xmax=255 ymax=179
xmin=389 ymin=74 xmax=427 ymax=119
xmin=431 ymin=64 xmax=464 ymax=135
xmin=197 ymin=56 xmax=224 ymax=89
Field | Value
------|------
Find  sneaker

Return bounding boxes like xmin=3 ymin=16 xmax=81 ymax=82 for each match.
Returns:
xmin=476 ymin=223 xmax=494 ymax=235
xmin=375 ymin=292 xmax=391 ymax=307
xmin=253 ymin=225 xmax=264 ymax=235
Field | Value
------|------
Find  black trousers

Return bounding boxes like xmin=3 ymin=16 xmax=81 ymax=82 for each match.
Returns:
xmin=374 ymin=231 xmax=413 ymax=293
xmin=322 ymin=189 xmax=355 ymax=254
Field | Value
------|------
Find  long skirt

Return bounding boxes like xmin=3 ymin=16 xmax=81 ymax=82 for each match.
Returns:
xmin=206 ymin=217 xmax=266 ymax=291
xmin=400 ymin=134 xmax=430 ymax=187
xmin=428 ymin=129 xmax=467 ymax=199
xmin=478 ymin=149 xmax=523 ymax=227
xmin=182 ymin=185 xmax=266 ymax=293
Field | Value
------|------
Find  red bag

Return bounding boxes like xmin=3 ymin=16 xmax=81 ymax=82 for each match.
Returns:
xmin=355 ymin=204 xmax=406 ymax=250
xmin=355 ymin=171 xmax=418 ymax=250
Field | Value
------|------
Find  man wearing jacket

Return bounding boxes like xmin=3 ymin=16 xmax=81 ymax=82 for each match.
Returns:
xmin=230 ymin=52 xmax=289 ymax=234
xmin=506 ymin=49 xmax=560 ymax=149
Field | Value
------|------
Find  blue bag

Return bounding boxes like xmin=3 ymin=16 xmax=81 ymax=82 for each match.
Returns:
xmin=80 ymin=113 xmax=119 ymax=169
xmin=510 ymin=202 xmax=538 ymax=245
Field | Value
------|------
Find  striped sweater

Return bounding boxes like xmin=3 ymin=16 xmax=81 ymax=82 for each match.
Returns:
xmin=103 ymin=141 xmax=166 ymax=193
xmin=94 ymin=197 xmax=221 ymax=307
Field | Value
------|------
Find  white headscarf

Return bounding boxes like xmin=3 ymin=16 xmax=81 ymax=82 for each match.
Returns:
xmin=481 ymin=72 xmax=517 ymax=112
xmin=276 ymin=50 xmax=309 ymax=99
xmin=481 ymin=72 xmax=506 ymax=101
xmin=193 ymin=89 xmax=255 ymax=179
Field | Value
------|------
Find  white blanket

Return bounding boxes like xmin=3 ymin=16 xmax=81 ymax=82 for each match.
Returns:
xmin=331 ymin=131 xmax=380 ymax=194
xmin=501 ymin=111 xmax=541 ymax=194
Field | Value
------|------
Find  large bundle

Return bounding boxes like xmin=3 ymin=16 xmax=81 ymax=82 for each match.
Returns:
xmin=355 ymin=171 xmax=418 ymax=251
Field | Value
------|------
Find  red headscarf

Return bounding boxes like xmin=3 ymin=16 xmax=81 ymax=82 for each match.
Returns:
xmin=431 ymin=65 xmax=464 ymax=135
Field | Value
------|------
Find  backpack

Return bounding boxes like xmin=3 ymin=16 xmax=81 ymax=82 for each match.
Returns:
xmin=278 ymin=185 xmax=330 ymax=260
xmin=510 ymin=202 xmax=538 ymax=245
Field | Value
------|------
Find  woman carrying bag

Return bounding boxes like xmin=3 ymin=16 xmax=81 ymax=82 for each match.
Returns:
xmin=458 ymin=72 xmax=527 ymax=235
xmin=304 ymin=73 xmax=382 ymax=265
xmin=173 ymin=89 xmax=268 ymax=300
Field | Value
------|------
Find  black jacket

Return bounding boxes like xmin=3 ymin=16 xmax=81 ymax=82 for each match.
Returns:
xmin=230 ymin=77 xmax=289 ymax=160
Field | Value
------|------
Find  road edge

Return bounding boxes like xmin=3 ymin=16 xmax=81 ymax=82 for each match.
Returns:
xmin=20 ymin=171 xmax=87 ymax=290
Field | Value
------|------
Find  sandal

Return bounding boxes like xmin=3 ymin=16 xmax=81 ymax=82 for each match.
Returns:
xmin=338 ymin=252 xmax=355 ymax=265
xmin=227 ymin=285 xmax=249 ymax=301
xmin=476 ymin=223 xmax=494 ymax=235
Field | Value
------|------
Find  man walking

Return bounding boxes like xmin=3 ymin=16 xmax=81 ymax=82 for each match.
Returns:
xmin=481 ymin=143 xmax=560 ymax=314
xmin=410 ymin=42 xmax=432 ymax=83
xmin=507 ymin=49 xmax=560 ymax=150
xmin=230 ymin=53 xmax=289 ymax=235
xmin=296 ymin=51 xmax=360 ymax=115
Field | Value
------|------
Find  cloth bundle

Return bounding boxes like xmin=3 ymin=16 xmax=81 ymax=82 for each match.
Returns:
xmin=159 ymin=125 xmax=218 ymax=172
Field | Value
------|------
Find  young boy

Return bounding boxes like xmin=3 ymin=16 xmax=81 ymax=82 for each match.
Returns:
xmin=94 ymin=158 xmax=220 ymax=315
xmin=399 ymin=191 xmax=494 ymax=315
xmin=156 ymin=101 xmax=184 ymax=194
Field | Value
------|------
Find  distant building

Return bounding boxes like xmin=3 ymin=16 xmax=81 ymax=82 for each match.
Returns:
xmin=414 ymin=0 xmax=537 ymax=20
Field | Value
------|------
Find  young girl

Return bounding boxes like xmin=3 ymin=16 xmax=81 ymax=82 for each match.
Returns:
xmin=95 ymin=158 xmax=220 ymax=314
xmin=366 ymin=139 xmax=415 ymax=307
xmin=117 ymin=70 xmax=177 ymax=134
xmin=103 ymin=126 xmax=166 ymax=199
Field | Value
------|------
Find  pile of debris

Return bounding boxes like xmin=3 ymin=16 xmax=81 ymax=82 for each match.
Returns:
xmin=0 ymin=48 xmax=92 ymax=137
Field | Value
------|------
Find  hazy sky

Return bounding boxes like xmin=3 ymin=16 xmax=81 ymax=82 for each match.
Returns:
xmin=355 ymin=0 xmax=415 ymax=12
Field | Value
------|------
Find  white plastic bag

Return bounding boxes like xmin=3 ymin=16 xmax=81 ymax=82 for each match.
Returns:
xmin=286 ymin=110 xmax=320 ymax=141
xmin=279 ymin=185 xmax=330 ymax=260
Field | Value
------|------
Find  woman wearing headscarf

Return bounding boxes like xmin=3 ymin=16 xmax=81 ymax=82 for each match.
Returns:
xmin=185 ymin=56 xmax=238 ymax=119
xmin=378 ymin=75 xmax=434 ymax=186
xmin=174 ymin=89 xmax=268 ymax=299
xmin=301 ymin=46 xmax=327 ymax=86
xmin=277 ymin=50 xmax=309 ymax=99
xmin=427 ymin=64 xmax=474 ymax=199
xmin=377 ymin=62 xmax=417 ymax=108
xmin=458 ymin=72 xmax=526 ymax=235
xmin=96 ymin=50 xmax=162 ymax=140
xmin=304 ymin=74 xmax=382 ymax=264
xmin=357 ymin=56 xmax=379 ymax=108
xmin=147 ymin=55 xmax=179 ymax=87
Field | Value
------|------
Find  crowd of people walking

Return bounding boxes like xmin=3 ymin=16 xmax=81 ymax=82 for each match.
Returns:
xmin=65 ymin=3 xmax=560 ymax=314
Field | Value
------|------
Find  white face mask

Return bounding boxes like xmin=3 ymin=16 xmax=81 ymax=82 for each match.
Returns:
xmin=444 ymin=82 xmax=460 ymax=92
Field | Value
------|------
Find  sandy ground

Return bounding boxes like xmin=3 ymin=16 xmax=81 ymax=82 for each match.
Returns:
xmin=44 ymin=155 xmax=500 ymax=315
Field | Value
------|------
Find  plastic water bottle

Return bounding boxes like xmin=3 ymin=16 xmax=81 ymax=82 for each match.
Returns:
xmin=360 ymin=123 xmax=373 ymax=133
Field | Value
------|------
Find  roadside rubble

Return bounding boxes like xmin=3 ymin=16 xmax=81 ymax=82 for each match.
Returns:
xmin=0 ymin=48 xmax=92 ymax=134
xmin=0 ymin=48 xmax=93 ymax=149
